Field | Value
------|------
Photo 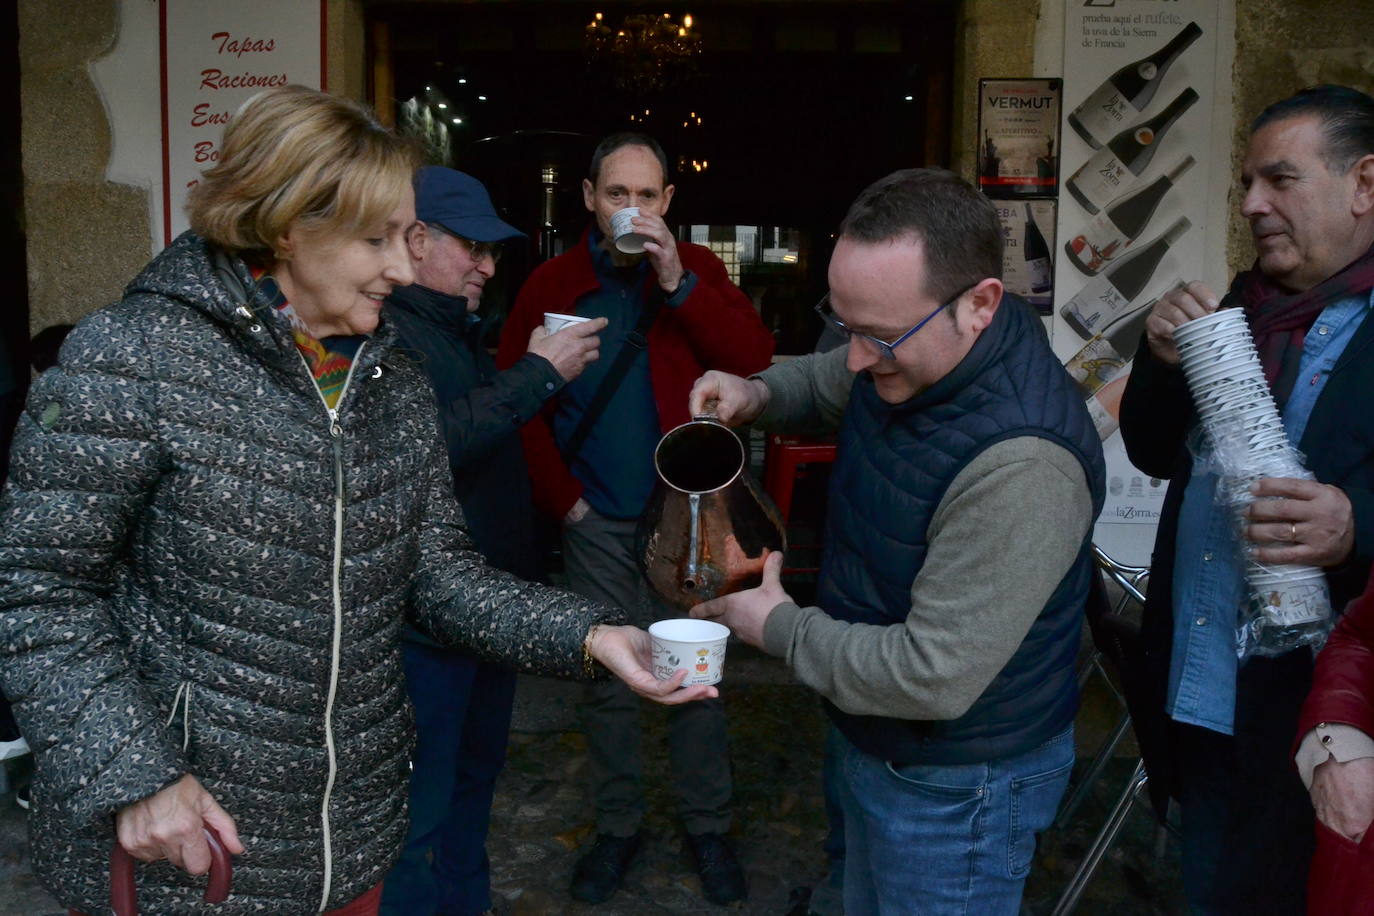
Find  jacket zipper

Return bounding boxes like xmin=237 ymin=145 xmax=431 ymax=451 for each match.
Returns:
xmin=295 ymin=344 xmax=365 ymax=912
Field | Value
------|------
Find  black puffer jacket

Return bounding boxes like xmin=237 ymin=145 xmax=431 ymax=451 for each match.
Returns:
xmin=0 ymin=233 xmax=614 ymax=914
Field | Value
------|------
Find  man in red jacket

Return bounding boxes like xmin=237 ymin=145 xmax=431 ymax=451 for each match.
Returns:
xmin=496 ymin=132 xmax=773 ymax=906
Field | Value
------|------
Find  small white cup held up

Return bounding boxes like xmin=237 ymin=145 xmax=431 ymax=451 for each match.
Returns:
xmin=543 ymin=312 xmax=593 ymax=335
xmin=610 ymin=207 xmax=649 ymax=254
xmin=649 ymin=618 xmax=729 ymax=686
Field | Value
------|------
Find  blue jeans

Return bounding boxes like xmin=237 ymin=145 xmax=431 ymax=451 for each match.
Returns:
xmin=808 ymin=722 xmax=847 ymax=916
xmin=380 ymin=643 xmax=516 ymax=916
xmin=836 ymin=725 xmax=1074 ymax=916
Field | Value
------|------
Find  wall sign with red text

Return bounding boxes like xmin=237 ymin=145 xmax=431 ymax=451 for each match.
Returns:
xmin=160 ymin=1 xmax=327 ymax=247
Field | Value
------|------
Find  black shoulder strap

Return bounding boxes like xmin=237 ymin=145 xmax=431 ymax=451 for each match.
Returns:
xmin=560 ymin=295 xmax=662 ymax=465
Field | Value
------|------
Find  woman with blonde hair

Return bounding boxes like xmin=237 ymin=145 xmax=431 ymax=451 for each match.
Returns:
xmin=0 ymin=85 xmax=709 ymax=916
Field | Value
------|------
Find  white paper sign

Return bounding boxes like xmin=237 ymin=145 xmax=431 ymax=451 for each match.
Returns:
xmin=160 ymin=1 xmax=325 ymax=246
xmin=1053 ymin=0 xmax=1227 ymax=544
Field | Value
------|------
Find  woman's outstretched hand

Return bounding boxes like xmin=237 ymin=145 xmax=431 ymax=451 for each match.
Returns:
xmin=115 ymin=774 xmax=245 ymax=874
xmin=587 ymin=624 xmax=719 ymax=704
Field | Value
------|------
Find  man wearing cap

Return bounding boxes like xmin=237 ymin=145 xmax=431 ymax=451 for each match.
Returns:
xmin=381 ymin=166 xmax=605 ymax=916
xmin=496 ymin=133 xmax=773 ymax=906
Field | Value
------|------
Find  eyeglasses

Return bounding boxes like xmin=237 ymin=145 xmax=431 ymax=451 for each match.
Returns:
xmin=813 ymin=286 xmax=972 ymax=361
xmin=427 ymin=223 xmax=503 ymax=263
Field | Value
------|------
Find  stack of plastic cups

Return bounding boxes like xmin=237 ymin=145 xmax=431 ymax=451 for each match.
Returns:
xmin=1172 ymin=308 xmax=1331 ymax=656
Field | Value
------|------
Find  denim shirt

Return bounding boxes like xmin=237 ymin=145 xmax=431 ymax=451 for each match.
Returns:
xmin=1168 ymin=290 xmax=1374 ymax=734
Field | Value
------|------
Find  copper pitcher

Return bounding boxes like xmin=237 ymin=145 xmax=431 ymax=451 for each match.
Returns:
xmin=636 ymin=415 xmax=787 ymax=610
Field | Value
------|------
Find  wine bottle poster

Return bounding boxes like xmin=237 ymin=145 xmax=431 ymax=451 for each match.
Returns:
xmin=996 ymin=199 xmax=1057 ymax=315
xmin=977 ymin=79 xmax=1062 ymax=198
xmin=1051 ymin=0 xmax=1227 ymax=547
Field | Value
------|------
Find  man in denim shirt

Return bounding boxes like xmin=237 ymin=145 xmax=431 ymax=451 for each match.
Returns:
xmin=1120 ymin=85 xmax=1374 ymax=913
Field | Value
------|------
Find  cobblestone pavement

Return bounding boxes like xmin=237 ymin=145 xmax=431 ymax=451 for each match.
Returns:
xmin=1 ymin=642 xmax=1186 ymax=915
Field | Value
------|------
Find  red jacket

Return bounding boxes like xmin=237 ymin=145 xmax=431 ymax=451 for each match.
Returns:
xmin=1297 ymin=565 xmax=1374 ymax=744
xmin=1295 ymin=565 xmax=1374 ymax=915
xmin=496 ymin=229 xmax=774 ymax=521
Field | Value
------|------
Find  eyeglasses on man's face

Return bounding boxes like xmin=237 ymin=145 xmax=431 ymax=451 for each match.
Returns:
xmin=813 ymin=285 xmax=972 ymax=361
xmin=426 ymin=223 xmax=503 ymax=263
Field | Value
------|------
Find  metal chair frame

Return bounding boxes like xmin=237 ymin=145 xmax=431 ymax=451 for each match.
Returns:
xmin=1055 ymin=547 xmax=1149 ymax=829
xmin=1050 ymin=546 xmax=1164 ymax=916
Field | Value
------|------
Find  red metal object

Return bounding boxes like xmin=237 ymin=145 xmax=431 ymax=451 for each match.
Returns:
xmin=110 ymin=826 xmax=232 ymax=915
xmin=763 ymin=435 xmax=837 ymax=574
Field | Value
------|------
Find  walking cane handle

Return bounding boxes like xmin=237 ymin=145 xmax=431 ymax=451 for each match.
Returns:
xmin=110 ymin=824 xmax=232 ymax=914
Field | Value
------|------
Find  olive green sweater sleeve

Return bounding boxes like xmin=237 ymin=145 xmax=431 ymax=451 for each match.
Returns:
xmin=760 ymin=436 xmax=1094 ymax=720
xmin=752 ymin=346 xmax=853 ymax=435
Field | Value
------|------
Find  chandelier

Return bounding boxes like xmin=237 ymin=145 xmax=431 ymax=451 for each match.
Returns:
xmin=585 ymin=11 xmax=701 ymax=97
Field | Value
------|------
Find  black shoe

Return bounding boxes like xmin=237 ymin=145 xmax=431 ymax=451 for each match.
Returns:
xmin=687 ymin=831 xmax=746 ymax=905
xmin=570 ymin=831 xmax=642 ymax=904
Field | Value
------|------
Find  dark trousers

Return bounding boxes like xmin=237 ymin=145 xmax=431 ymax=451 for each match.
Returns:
xmin=380 ymin=644 xmax=516 ymax=916
xmin=562 ymin=509 xmax=733 ymax=837
xmin=1172 ymin=654 xmax=1315 ymax=915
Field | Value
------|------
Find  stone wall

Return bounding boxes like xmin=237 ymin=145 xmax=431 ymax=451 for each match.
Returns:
xmin=951 ymin=0 xmax=1041 ymax=181
xmin=1224 ymin=0 xmax=1374 ymax=271
xmin=19 ymin=0 xmax=147 ymax=332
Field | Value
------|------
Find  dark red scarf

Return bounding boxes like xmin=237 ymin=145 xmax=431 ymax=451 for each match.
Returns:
xmin=1225 ymin=245 xmax=1374 ymax=406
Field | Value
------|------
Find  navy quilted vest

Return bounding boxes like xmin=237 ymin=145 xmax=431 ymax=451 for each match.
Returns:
xmin=818 ymin=295 xmax=1106 ymax=765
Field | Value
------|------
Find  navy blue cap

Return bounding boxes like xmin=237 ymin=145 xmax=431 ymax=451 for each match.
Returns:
xmin=414 ymin=166 xmax=527 ymax=242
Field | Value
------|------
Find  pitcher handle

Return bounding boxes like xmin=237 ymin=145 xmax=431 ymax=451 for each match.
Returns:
xmin=694 ymin=397 xmax=720 ymax=422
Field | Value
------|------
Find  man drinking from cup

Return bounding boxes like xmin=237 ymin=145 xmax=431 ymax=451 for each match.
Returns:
xmin=496 ymin=132 xmax=773 ymax=906
xmin=689 ymin=168 xmax=1105 ymax=915
xmin=1118 ymin=84 xmax=1374 ymax=913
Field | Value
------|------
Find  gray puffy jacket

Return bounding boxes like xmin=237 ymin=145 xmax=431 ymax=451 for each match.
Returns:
xmin=0 ymin=233 xmax=613 ymax=914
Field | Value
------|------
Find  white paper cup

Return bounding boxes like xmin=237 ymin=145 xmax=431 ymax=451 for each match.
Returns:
xmin=1180 ymin=354 xmax=1264 ymax=382
xmin=543 ymin=312 xmax=593 ymax=335
xmin=1173 ymin=308 xmax=1250 ymax=342
xmin=1248 ymin=572 xmax=1330 ymax=626
xmin=610 ymin=207 xmax=649 ymax=254
xmin=1176 ymin=324 xmax=1252 ymax=350
xmin=649 ymin=618 xmax=729 ymax=686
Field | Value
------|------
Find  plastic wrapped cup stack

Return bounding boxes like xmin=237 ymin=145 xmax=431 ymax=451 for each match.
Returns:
xmin=1172 ymin=308 xmax=1330 ymax=654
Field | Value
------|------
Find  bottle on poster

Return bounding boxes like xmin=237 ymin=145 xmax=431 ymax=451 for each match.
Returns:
xmin=1065 ymin=88 xmax=1199 ymax=215
xmin=1066 ymin=155 xmax=1196 ymax=276
xmin=1061 ymin=216 xmax=1191 ymax=339
xmin=1064 ymin=303 xmax=1154 ymax=397
xmin=1023 ymin=203 xmax=1053 ymax=294
xmin=1067 ymin=22 xmax=1204 ymax=149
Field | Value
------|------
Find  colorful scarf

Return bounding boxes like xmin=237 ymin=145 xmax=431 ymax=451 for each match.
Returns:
xmin=250 ymin=268 xmax=356 ymax=410
xmin=1226 ymin=244 xmax=1374 ymax=407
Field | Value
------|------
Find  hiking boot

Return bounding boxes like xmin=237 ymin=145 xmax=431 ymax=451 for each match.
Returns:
xmin=570 ymin=831 xmax=642 ymax=904
xmin=687 ymin=831 xmax=746 ymax=905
